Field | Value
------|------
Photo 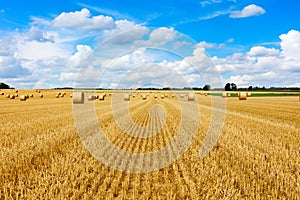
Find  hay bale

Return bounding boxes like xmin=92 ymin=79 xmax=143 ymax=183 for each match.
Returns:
xmin=132 ymin=94 xmax=135 ymax=98
xmin=124 ymin=93 xmax=130 ymax=101
xmin=247 ymin=92 xmax=251 ymax=97
xmin=142 ymin=94 xmax=147 ymax=100
xmin=10 ymin=95 xmax=15 ymax=99
xmin=19 ymin=95 xmax=26 ymax=101
xmin=29 ymin=94 xmax=33 ymax=97
xmin=73 ymin=92 xmax=84 ymax=104
xmin=15 ymin=90 xmax=18 ymax=93
xmin=204 ymin=93 xmax=208 ymax=96
xmin=1 ymin=92 xmax=4 ymax=95
xmin=55 ymin=94 xmax=59 ymax=98
xmin=180 ymin=94 xmax=184 ymax=98
xmin=25 ymin=95 xmax=29 ymax=99
xmin=172 ymin=94 xmax=175 ymax=98
xmin=37 ymin=90 xmax=41 ymax=93
xmin=6 ymin=94 xmax=10 ymax=98
xmin=154 ymin=94 xmax=157 ymax=98
xmin=99 ymin=95 xmax=105 ymax=101
xmin=227 ymin=93 xmax=231 ymax=97
xmin=70 ymin=94 xmax=73 ymax=98
xmin=222 ymin=92 xmax=227 ymax=98
xmin=238 ymin=92 xmax=247 ymax=100
xmin=14 ymin=93 xmax=18 ymax=97
xmin=87 ymin=94 xmax=95 ymax=101
xmin=40 ymin=94 xmax=43 ymax=98
xmin=160 ymin=94 xmax=164 ymax=99
xmin=188 ymin=92 xmax=195 ymax=101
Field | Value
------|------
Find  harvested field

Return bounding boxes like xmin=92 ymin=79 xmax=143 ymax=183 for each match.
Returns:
xmin=0 ymin=90 xmax=299 ymax=199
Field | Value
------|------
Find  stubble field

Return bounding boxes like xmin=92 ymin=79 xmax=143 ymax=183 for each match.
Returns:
xmin=0 ymin=89 xmax=299 ymax=199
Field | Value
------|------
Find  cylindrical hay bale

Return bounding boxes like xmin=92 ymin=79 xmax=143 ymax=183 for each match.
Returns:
xmin=172 ymin=94 xmax=175 ymax=98
xmin=103 ymin=93 xmax=107 ymax=97
xmin=124 ymin=93 xmax=130 ymax=101
xmin=142 ymin=94 xmax=147 ymax=100
xmin=14 ymin=93 xmax=18 ymax=97
xmin=70 ymin=94 xmax=73 ymax=98
xmin=37 ymin=90 xmax=41 ymax=93
xmin=10 ymin=95 xmax=15 ymax=99
xmin=63 ymin=92 xmax=66 ymax=96
xmin=1 ymin=92 xmax=4 ymax=95
xmin=73 ymin=92 xmax=84 ymax=104
xmin=227 ymin=93 xmax=231 ymax=97
xmin=94 ymin=95 xmax=99 ymax=99
xmin=58 ymin=92 xmax=61 ymax=96
xmin=20 ymin=95 xmax=26 ymax=101
xmin=6 ymin=94 xmax=10 ymax=98
xmin=222 ymin=92 xmax=227 ymax=98
xmin=188 ymin=92 xmax=195 ymax=101
xmin=40 ymin=94 xmax=43 ymax=98
xmin=87 ymin=95 xmax=95 ymax=101
xmin=204 ymin=93 xmax=208 ymax=96
xmin=99 ymin=95 xmax=104 ymax=101
xmin=154 ymin=94 xmax=157 ymax=98
xmin=25 ymin=94 xmax=29 ymax=99
xmin=180 ymin=94 xmax=184 ymax=98
xmin=160 ymin=94 xmax=164 ymax=99
xmin=15 ymin=90 xmax=18 ymax=93
xmin=247 ymin=92 xmax=251 ymax=97
xmin=239 ymin=92 xmax=247 ymax=100
xmin=29 ymin=94 xmax=33 ymax=97
xmin=55 ymin=94 xmax=59 ymax=98
xmin=132 ymin=94 xmax=135 ymax=98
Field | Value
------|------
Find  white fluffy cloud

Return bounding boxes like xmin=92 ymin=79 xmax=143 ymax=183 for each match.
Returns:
xmin=53 ymin=8 xmax=115 ymax=31
xmin=213 ymin=30 xmax=300 ymax=87
xmin=230 ymin=4 xmax=266 ymax=18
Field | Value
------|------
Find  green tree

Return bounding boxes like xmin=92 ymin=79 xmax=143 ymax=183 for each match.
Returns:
xmin=203 ymin=84 xmax=211 ymax=91
xmin=0 ymin=82 xmax=10 ymax=89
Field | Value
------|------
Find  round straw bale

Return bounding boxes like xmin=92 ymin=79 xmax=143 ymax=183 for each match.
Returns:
xmin=227 ymin=93 xmax=231 ymax=97
xmin=19 ymin=95 xmax=26 ymax=101
xmin=70 ymin=94 xmax=73 ymax=98
xmin=154 ymin=94 xmax=157 ymax=98
xmin=15 ymin=90 xmax=18 ymax=93
xmin=6 ymin=94 xmax=10 ymax=98
xmin=1 ymin=92 xmax=4 ymax=95
xmin=180 ymin=94 xmax=184 ymax=98
xmin=73 ymin=92 xmax=84 ymax=104
xmin=142 ymin=94 xmax=147 ymax=100
xmin=99 ymin=95 xmax=105 ymax=101
xmin=238 ymin=92 xmax=247 ymax=100
xmin=29 ymin=94 xmax=33 ymax=97
xmin=55 ymin=94 xmax=59 ymax=98
xmin=204 ymin=93 xmax=208 ymax=96
xmin=94 ymin=95 xmax=99 ymax=99
xmin=87 ymin=94 xmax=95 ymax=101
xmin=188 ymin=92 xmax=195 ymax=101
xmin=40 ymin=94 xmax=43 ymax=98
xmin=14 ymin=93 xmax=18 ymax=97
xmin=172 ymin=94 xmax=175 ymax=98
xmin=124 ymin=93 xmax=130 ymax=101
xmin=132 ymin=94 xmax=135 ymax=98
xmin=247 ymin=92 xmax=251 ymax=97
xmin=160 ymin=94 xmax=164 ymax=99
xmin=37 ymin=90 xmax=41 ymax=93
xmin=222 ymin=92 xmax=227 ymax=98
xmin=10 ymin=95 xmax=15 ymax=99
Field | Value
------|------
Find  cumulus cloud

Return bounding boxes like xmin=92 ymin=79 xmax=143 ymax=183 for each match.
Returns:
xmin=53 ymin=8 xmax=115 ymax=31
xmin=213 ymin=30 xmax=300 ymax=87
xmin=230 ymin=4 xmax=266 ymax=18
xmin=68 ymin=44 xmax=93 ymax=67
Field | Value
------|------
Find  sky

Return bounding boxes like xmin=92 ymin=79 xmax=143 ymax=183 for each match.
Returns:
xmin=0 ymin=0 xmax=300 ymax=89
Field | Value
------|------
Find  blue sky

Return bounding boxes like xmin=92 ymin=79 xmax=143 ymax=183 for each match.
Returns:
xmin=0 ymin=0 xmax=300 ymax=88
